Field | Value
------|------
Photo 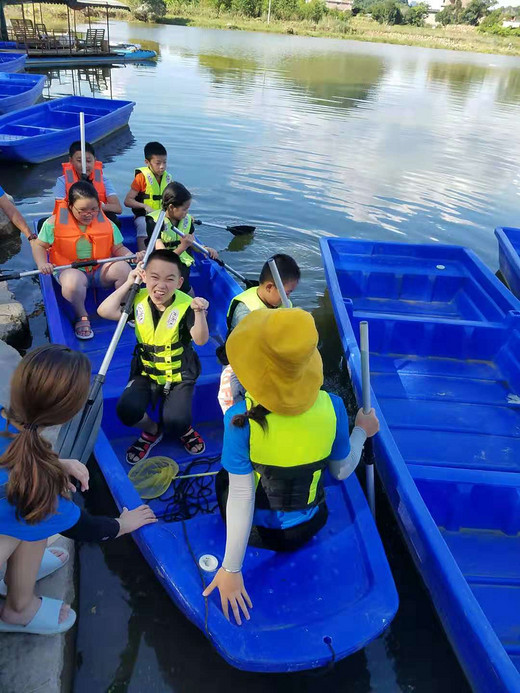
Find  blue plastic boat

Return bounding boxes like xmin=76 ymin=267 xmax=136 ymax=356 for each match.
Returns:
xmin=496 ymin=226 xmax=520 ymax=299
xmin=38 ymin=216 xmax=398 ymax=672
xmin=0 ymin=72 xmax=46 ymax=114
xmin=0 ymin=95 xmax=134 ymax=163
xmin=26 ymin=48 xmax=157 ymax=68
xmin=321 ymin=237 xmax=520 ymax=692
xmin=0 ymin=51 xmax=26 ymax=73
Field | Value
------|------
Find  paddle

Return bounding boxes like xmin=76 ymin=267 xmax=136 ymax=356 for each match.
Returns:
xmin=80 ymin=112 xmax=87 ymax=178
xmin=172 ymin=226 xmax=258 ymax=289
xmin=0 ymin=254 xmax=137 ymax=282
xmin=268 ymin=258 xmax=291 ymax=308
xmin=360 ymin=320 xmax=376 ymax=519
xmin=194 ymin=219 xmax=255 ymax=237
xmin=55 ymin=210 xmax=166 ymax=465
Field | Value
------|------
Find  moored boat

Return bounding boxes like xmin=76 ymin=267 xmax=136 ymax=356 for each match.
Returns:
xmin=495 ymin=226 xmax=520 ymax=298
xmin=0 ymin=51 xmax=26 ymax=73
xmin=0 ymin=72 xmax=46 ymax=114
xmin=39 ymin=216 xmax=398 ymax=672
xmin=0 ymin=95 xmax=134 ymax=163
xmin=25 ymin=48 xmax=157 ymax=68
xmin=321 ymin=237 xmax=520 ymax=692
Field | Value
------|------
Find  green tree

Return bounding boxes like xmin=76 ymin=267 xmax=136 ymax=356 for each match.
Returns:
xmin=133 ymin=0 xmax=166 ymax=21
xmin=405 ymin=2 xmax=429 ymax=25
xmin=371 ymin=0 xmax=404 ymax=24
xmin=297 ymin=0 xmax=326 ymax=21
xmin=459 ymin=0 xmax=492 ymax=24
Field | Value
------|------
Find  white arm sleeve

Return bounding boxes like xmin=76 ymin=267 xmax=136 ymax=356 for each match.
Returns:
xmin=222 ymin=471 xmax=256 ymax=573
xmin=329 ymin=426 xmax=368 ymax=481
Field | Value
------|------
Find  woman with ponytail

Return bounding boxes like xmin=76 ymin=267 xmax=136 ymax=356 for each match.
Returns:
xmin=0 ymin=345 xmax=156 ymax=635
xmin=145 ymin=182 xmax=218 ymax=294
xmin=203 ymin=308 xmax=380 ymax=625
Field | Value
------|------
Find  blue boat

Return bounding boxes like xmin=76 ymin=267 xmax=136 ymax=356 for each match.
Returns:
xmin=0 ymin=51 xmax=26 ymax=73
xmin=0 ymin=72 xmax=46 ymax=114
xmin=321 ymin=237 xmax=520 ymax=693
xmin=0 ymin=95 xmax=134 ymax=163
xmin=26 ymin=48 xmax=157 ymax=68
xmin=0 ymin=42 xmax=17 ymax=50
xmin=496 ymin=226 xmax=520 ymax=299
xmin=39 ymin=216 xmax=398 ymax=672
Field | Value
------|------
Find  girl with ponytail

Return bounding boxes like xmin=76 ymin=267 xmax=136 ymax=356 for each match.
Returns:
xmin=0 ymin=345 xmax=156 ymax=635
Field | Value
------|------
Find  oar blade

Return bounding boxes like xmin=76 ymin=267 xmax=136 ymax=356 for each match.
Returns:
xmin=228 ymin=225 xmax=255 ymax=236
xmin=56 ymin=386 xmax=103 ymax=465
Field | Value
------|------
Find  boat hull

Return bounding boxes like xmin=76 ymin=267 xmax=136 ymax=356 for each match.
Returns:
xmin=0 ymin=95 xmax=134 ymax=163
xmin=321 ymin=237 xmax=520 ymax=692
xmin=26 ymin=49 xmax=157 ymax=68
xmin=38 ymin=216 xmax=398 ymax=672
xmin=0 ymin=73 xmax=46 ymax=114
xmin=0 ymin=52 xmax=27 ymax=73
xmin=496 ymin=226 xmax=520 ymax=299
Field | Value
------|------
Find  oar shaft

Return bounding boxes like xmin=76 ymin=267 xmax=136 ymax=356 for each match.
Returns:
xmin=97 ymin=210 xmax=165 ymax=378
xmin=268 ymin=258 xmax=290 ymax=308
xmin=80 ymin=111 xmax=87 ymax=176
xmin=175 ymin=470 xmax=219 ymax=480
xmin=2 ymin=254 xmax=137 ymax=281
xmin=194 ymin=220 xmax=228 ymax=232
xmin=173 ymin=227 xmax=248 ymax=283
xmin=360 ymin=320 xmax=376 ymax=519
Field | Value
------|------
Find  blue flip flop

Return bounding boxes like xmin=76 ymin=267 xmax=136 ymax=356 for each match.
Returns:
xmin=0 ymin=596 xmax=76 ymax=635
xmin=0 ymin=547 xmax=69 ymax=597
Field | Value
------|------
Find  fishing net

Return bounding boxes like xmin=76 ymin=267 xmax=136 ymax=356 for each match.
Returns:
xmin=128 ymin=456 xmax=179 ymax=499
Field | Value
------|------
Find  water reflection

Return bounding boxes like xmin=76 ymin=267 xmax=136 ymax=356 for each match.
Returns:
xmin=427 ymin=62 xmax=489 ymax=95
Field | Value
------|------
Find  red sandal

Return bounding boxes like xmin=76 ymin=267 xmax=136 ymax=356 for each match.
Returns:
xmin=179 ymin=427 xmax=206 ymax=455
xmin=126 ymin=429 xmax=163 ymax=465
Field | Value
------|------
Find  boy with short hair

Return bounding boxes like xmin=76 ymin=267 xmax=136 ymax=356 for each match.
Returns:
xmin=124 ymin=142 xmax=173 ymax=251
xmin=54 ymin=141 xmax=122 ymax=226
xmin=97 ymin=249 xmax=209 ymax=463
xmin=217 ymin=253 xmax=301 ymax=412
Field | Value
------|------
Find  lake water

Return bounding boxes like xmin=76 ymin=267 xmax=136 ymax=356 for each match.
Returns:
xmin=2 ymin=20 xmax=520 ymax=691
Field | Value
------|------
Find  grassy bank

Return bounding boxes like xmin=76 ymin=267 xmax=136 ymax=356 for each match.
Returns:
xmin=159 ymin=8 xmax=520 ymax=56
xmin=5 ymin=4 xmax=520 ymax=57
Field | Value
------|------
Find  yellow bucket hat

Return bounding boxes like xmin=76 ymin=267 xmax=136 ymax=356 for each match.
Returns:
xmin=226 ymin=307 xmax=323 ymax=416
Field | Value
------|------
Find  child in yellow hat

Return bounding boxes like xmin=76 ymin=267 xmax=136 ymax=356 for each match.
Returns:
xmin=203 ymin=307 xmax=379 ymax=625
xmin=217 ymin=254 xmax=300 ymax=413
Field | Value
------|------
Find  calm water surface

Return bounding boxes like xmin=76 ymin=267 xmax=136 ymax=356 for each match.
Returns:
xmin=2 ymin=21 xmax=520 ymax=691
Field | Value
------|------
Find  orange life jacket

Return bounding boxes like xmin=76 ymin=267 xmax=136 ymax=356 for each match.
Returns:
xmin=49 ymin=199 xmax=114 ymax=269
xmin=62 ymin=161 xmax=107 ymax=204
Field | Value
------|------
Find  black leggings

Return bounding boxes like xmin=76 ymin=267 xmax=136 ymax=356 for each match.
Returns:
xmin=61 ymin=508 xmax=119 ymax=542
xmin=215 ymin=469 xmax=329 ymax=553
xmin=116 ymin=376 xmax=194 ymax=439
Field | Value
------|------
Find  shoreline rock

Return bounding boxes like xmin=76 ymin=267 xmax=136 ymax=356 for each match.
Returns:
xmin=0 ymin=281 xmax=29 ymax=347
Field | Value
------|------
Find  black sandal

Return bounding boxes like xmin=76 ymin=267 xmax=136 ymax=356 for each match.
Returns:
xmin=126 ymin=429 xmax=163 ymax=465
xmin=179 ymin=427 xmax=206 ymax=455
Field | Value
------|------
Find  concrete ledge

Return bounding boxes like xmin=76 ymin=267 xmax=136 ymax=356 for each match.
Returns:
xmin=0 ymin=537 xmax=76 ymax=693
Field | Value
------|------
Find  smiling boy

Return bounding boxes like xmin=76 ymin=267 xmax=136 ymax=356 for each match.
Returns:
xmin=97 ymin=249 xmax=209 ymax=462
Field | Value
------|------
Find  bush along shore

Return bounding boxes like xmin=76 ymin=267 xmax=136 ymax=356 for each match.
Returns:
xmin=5 ymin=1 xmax=520 ymax=55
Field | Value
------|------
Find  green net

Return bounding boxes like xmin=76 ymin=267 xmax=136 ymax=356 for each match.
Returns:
xmin=128 ymin=456 xmax=179 ymax=499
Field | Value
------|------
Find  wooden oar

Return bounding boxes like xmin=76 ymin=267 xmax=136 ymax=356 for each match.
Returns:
xmin=55 ymin=210 xmax=166 ymax=465
xmin=0 ymin=254 xmax=136 ymax=282
xmin=360 ymin=320 xmax=376 ymax=519
xmin=172 ymin=227 xmax=258 ymax=289
xmin=194 ymin=219 xmax=255 ymax=237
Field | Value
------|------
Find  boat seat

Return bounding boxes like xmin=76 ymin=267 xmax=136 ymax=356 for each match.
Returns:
xmin=0 ymin=124 xmax=61 ymax=136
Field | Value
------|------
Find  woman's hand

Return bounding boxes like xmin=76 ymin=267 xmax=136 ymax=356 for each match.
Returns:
xmin=38 ymin=262 xmax=54 ymax=275
xmin=354 ymin=408 xmax=380 ymax=437
xmin=204 ymin=246 xmax=219 ymax=260
xmin=135 ymin=250 xmax=146 ymax=263
xmin=179 ymin=234 xmax=195 ymax=251
xmin=202 ymin=568 xmax=252 ymax=625
xmin=191 ymin=297 xmax=209 ymax=313
xmin=116 ymin=505 xmax=157 ymax=537
xmin=59 ymin=458 xmax=89 ymax=492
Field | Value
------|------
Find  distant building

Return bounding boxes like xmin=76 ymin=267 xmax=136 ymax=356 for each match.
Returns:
xmin=440 ymin=0 xmax=472 ymax=8
xmin=324 ymin=0 xmax=352 ymax=10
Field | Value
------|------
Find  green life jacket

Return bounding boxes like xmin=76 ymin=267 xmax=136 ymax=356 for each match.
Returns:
xmin=248 ymin=390 xmax=337 ymax=512
xmin=134 ymin=288 xmax=192 ymax=385
xmin=147 ymin=209 xmax=194 ymax=267
xmin=134 ymin=166 xmax=173 ymax=213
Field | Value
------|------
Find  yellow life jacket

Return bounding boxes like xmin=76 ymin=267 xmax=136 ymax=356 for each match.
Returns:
xmin=134 ymin=288 xmax=192 ymax=385
xmin=135 ymin=166 xmax=173 ymax=212
xmin=248 ymin=390 xmax=337 ymax=512
xmin=147 ymin=209 xmax=194 ymax=267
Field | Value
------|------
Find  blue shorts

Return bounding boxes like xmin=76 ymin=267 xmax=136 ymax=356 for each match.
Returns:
xmin=55 ymin=266 xmax=104 ymax=287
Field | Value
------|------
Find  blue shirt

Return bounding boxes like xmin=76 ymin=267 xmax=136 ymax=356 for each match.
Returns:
xmin=53 ymin=174 xmax=117 ymax=200
xmin=0 ymin=431 xmax=80 ymax=540
xmin=221 ymin=393 xmax=350 ymax=530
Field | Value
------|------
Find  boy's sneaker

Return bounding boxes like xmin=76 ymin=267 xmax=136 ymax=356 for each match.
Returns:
xmin=179 ymin=427 xmax=206 ymax=455
xmin=126 ymin=429 xmax=163 ymax=465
